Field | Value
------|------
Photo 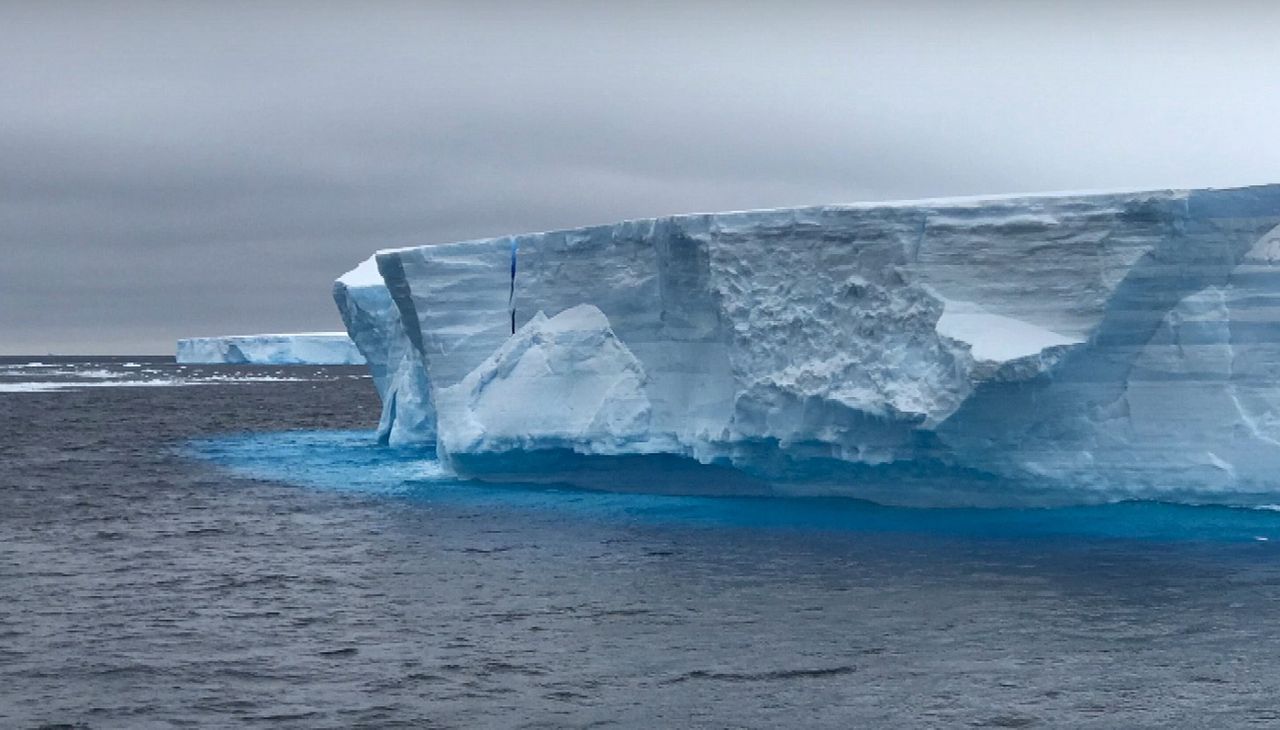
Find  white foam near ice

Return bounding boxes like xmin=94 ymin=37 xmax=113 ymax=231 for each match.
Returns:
xmin=0 ymin=374 xmax=317 ymax=393
xmin=0 ymin=380 xmax=186 ymax=392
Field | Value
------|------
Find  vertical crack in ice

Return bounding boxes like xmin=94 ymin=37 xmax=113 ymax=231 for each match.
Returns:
xmin=509 ymin=239 xmax=518 ymax=335
xmin=379 ymin=389 xmax=397 ymax=446
xmin=910 ymin=214 xmax=928 ymax=263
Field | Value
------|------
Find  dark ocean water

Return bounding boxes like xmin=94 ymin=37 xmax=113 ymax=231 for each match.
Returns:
xmin=5 ymin=358 xmax=1280 ymax=728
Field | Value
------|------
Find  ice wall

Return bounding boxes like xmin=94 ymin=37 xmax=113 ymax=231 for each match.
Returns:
xmin=333 ymin=257 xmax=435 ymax=446
xmin=176 ymin=333 xmax=365 ymax=365
xmin=345 ymin=184 xmax=1280 ymax=506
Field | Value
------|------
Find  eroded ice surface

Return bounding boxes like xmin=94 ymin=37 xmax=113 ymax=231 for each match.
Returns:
xmin=339 ymin=184 xmax=1280 ymax=507
xmin=438 ymin=304 xmax=653 ymax=456
xmin=333 ymin=256 xmax=435 ymax=446
xmin=176 ymin=333 xmax=365 ymax=365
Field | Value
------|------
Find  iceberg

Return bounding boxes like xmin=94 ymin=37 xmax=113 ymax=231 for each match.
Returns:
xmin=339 ymin=184 xmax=1280 ymax=506
xmin=176 ymin=333 xmax=365 ymax=365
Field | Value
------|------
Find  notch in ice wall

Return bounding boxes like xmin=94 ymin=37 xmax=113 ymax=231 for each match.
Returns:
xmin=349 ymin=184 xmax=1280 ymax=507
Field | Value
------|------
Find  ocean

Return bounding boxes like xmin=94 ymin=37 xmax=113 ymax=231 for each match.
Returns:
xmin=4 ymin=357 xmax=1280 ymax=728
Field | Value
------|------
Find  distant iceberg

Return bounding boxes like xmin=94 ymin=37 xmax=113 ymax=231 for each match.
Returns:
xmin=337 ymin=184 xmax=1280 ymax=507
xmin=176 ymin=332 xmax=365 ymax=365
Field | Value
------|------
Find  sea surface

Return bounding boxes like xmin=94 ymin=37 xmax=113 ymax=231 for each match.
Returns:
xmin=5 ymin=357 xmax=1280 ymax=728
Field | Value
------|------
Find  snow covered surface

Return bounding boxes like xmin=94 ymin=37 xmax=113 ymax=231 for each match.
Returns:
xmin=934 ymin=298 xmax=1080 ymax=363
xmin=336 ymin=254 xmax=384 ymax=287
xmin=338 ymin=184 xmax=1280 ymax=506
xmin=176 ymin=333 xmax=365 ymax=365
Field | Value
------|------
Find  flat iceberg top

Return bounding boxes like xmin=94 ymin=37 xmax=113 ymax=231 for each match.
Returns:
xmin=336 ymin=255 xmax=383 ymax=288
xmin=177 ymin=333 xmax=365 ymax=365
xmin=181 ymin=332 xmax=352 ymax=340
xmin=371 ymin=184 xmax=1280 ymax=256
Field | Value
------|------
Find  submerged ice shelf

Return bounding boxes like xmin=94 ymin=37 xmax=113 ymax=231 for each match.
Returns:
xmin=337 ymin=185 xmax=1280 ymax=507
xmin=176 ymin=332 xmax=365 ymax=365
xmin=189 ymin=430 xmax=1280 ymax=543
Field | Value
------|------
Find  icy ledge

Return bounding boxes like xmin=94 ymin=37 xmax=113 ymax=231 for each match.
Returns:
xmin=176 ymin=333 xmax=365 ymax=365
xmin=339 ymin=184 xmax=1280 ymax=507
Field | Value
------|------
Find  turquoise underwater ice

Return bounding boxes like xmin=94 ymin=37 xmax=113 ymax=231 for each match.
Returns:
xmin=189 ymin=430 xmax=1280 ymax=545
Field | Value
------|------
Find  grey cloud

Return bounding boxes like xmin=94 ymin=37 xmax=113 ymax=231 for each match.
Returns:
xmin=2 ymin=0 xmax=1279 ymax=353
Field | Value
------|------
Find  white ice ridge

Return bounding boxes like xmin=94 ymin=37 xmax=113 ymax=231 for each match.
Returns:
xmin=338 ymin=184 xmax=1280 ymax=507
xmin=175 ymin=333 xmax=365 ymax=365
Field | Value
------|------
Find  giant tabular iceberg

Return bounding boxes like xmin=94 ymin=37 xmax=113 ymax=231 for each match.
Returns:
xmin=176 ymin=333 xmax=365 ymax=365
xmin=338 ymin=185 xmax=1280 ymax=506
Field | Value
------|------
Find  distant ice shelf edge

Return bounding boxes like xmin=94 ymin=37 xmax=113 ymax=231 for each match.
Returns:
xmin=176 ymin=333 xmax=366 ymax=365
xmin=334 ymin=184 xmax=1280 ymax=508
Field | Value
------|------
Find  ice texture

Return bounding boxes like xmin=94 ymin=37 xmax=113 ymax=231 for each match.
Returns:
xmin=437 ymin=304 xmax=653 ymax=456
xmin=176 ymin=333 xmax=365 ymax=365
xmin=333 ymin=257 xmax=435 ymax=446
xmin=339 ymin=184 xmax=1280 ymax=506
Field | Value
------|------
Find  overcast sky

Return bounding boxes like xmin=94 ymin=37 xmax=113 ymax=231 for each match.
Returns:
xmin=3 ymin=1 xmax=1279 ymax=354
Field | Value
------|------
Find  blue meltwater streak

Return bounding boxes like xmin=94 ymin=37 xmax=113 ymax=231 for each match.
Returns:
xmin=186 ymin=430 xmax=1280 ymax=544
xmin=508 ymin=239 xmax=517 ymax=334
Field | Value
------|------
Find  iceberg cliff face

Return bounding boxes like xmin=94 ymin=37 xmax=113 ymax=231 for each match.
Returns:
xmin=176 ymin=333 xmax=365 ymax=365
xmin=333 ymin=257 xmax=435 ymax=446
xmin=341 ymin=185 xmax=1280 ymax=506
